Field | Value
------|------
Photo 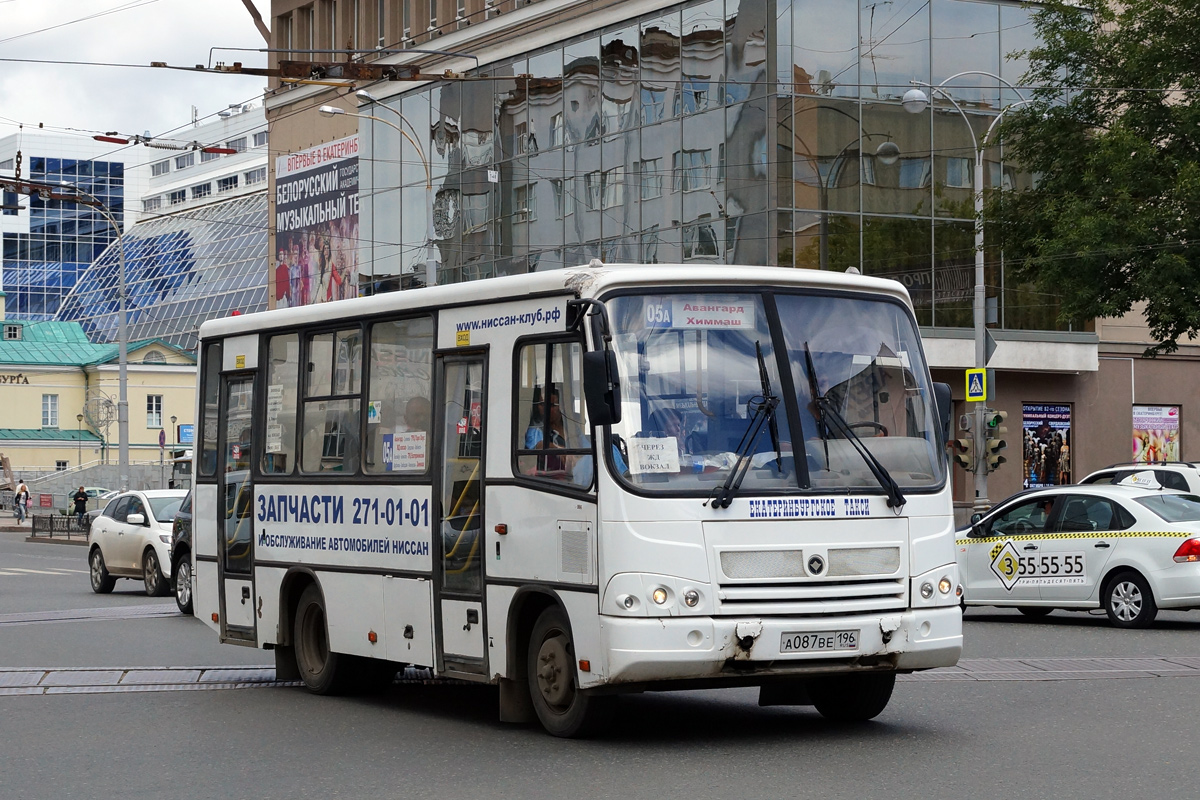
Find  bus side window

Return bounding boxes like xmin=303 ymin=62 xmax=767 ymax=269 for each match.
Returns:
xmin=365 ymin=316 xmax=434 ymax=474
xmin=262 ymin=333 xmax=299 ymax=474
xmin=514 ymin=340 xmax=593 ymax=488
xmin=198 ymin=341 xmax=221 ymax=477
xmin=301 ymin=328 xmax=363 ymax=474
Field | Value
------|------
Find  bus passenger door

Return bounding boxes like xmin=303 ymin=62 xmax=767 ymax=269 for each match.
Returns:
xmin=434 ymin=354 xmax=488 ymax=676
xmin=219 ymin=373 xmax=257 ymax=644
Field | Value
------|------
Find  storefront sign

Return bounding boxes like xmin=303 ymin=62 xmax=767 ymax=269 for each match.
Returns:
xmin=0 ymin=373 xmax=30 ymax=384
xmin=1132 ymin=405 xmax=1180 ymax=463
xmin=1023 ymin=403 xmax=1071 ymax=489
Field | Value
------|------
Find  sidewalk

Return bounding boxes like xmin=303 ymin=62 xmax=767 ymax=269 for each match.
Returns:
xmin=0 ymin=518 xmax=89 ymax=545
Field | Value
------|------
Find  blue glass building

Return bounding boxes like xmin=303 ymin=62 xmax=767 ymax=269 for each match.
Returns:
xmin=56 ymin=192 xmax=268 ymax=352
xmin=1 ymin=156 xmax=124 ymax=319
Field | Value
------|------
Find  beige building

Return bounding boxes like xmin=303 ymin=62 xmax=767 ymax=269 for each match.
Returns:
xmin=0 ymin=319 xmax=196 ymax=481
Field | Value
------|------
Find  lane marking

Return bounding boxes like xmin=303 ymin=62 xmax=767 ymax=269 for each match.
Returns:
xmin=898 ymin=655 xmax=1200 ymax=682
xmin=0 ymin=665 xmax=442 ymax=696
xmin=0 ymin=604 xmax=178 ymax=626
xmin=1 ymin=568 xmax=88 ymax=575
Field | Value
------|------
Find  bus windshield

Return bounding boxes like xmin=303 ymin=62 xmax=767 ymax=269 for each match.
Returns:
xmin=606 ymin=290 xmax=944 ymax=495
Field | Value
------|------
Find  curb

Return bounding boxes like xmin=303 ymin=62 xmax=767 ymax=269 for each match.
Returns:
xmin=22 ymin=536 xmax=88 ymax=547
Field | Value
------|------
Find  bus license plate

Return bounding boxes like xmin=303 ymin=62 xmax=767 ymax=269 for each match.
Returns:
xmin=780 ymin=630 xmax=858 ymax=653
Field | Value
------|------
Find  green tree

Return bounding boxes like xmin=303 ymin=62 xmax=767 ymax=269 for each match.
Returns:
xmin=989 ymin=0 xmax=1200 ymax=352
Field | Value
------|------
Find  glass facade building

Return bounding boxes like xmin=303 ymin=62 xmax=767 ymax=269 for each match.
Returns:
xmin=57 ymin=192 xmax=268 ymax=351
xmin=1 ymin=156 xmax=124 ymax=319
xmin=356 ymin=0 xmax=1065 ymax=330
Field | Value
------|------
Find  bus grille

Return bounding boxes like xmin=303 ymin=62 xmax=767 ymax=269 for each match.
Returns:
xmin=720 ymin=549 xmax=807 ymax=579
xmin=715 ymin=578 xmax=907 ymax=616
xmin=827 ymin=547 xmax=901 ymax=577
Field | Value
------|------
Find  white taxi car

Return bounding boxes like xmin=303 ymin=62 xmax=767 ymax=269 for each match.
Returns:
xmin=956 ymin=472 xmax=1200 ymax=628
xmin=88 ymin=489 xmax=189 ymax=596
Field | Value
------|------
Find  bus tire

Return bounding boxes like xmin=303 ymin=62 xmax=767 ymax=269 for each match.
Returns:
xmin=293 ymin=584 xmax=350 ymax=695
xmin=526 ymin=606 xmax=612 ymax=738
xmin=808 ymin=672 xmax=895 ymax=722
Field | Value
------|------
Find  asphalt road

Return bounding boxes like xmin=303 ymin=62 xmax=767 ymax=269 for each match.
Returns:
xmin=3 ymin=530 xmax=1198 ymax=800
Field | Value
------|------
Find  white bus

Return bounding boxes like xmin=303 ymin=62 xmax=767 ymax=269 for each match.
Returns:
xmin=192 ymin=264 xmax=961 ymax=736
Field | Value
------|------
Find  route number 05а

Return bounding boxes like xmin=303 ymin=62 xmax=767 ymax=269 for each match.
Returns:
xmin=645 ymin=303 xmax=672 ymax=327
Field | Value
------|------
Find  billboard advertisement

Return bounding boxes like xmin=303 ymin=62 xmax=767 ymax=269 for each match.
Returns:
xmin=1132 ymin=405 xmax=1180 ymax=463
xmin=1023 ymin=403 xmax=1071 ymax=489
xmin=273 ymin=134 xmax=360 ymax=309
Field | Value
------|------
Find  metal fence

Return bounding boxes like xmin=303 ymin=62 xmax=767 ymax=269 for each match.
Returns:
xmin=30 ymin=514 xmax=90 ymax=540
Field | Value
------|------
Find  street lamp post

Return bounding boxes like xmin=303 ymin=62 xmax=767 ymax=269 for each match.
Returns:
xmin=903 ymin=72 xmax=1031 ymax=511
xmin=319 ymin=99 xmax=437 ymax=288
xmin=169 ymin=415 xmax=177 ymax=488
xmin=76 ymin=413 xmax=84 ymax=466
xmin=0 ymin=178 xmax=130 ymax=491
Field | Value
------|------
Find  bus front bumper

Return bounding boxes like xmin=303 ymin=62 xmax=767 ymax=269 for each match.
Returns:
xmin=598 ymin=606 xmax=962 ymax=686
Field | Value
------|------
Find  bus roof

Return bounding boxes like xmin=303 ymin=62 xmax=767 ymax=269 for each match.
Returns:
xmin=199 ymin=264 xmax=912 ymax=340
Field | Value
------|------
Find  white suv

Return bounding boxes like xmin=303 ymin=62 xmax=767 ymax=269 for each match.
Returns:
xmin=1081 ymin=463 xmax=1200 ymax=493
xmin=88 ymin=490 xmax=189 ymax=596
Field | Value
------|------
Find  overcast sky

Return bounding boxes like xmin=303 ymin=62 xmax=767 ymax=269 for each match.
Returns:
xmin=1 ymin=0 xmax=271 ymax=146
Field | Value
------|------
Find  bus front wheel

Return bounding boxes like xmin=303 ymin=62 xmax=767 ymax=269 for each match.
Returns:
xmin=807 ymin=672 xmax=895 ymax=722
xmin=294 ymin=584 xmax=349 ymax=695
xmin=526 ymin=606 xmax=612 ymax=738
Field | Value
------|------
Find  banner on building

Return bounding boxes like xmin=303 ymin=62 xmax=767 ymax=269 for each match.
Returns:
xmin=274 ymin=135 xmax=360 ymax=309
xmin=1023 ymin=403 xmax=1071 ymax=489
xmin=1132 ymin=405 xmax=1180 ymax=463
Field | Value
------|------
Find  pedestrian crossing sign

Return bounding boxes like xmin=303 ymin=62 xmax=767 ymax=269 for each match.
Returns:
xmin=966 ymin=369 xmax=987 ymax=402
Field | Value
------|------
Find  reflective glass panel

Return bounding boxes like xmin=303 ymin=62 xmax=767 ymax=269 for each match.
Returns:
xmin=793 ymin=0 xmax=858 ymax=98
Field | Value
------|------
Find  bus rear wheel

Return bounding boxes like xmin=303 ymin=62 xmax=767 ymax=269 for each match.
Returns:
xmin=293 ymin=584 xmax=349 ymax=695
xmin=526 ymin=606 xmax=612 ymax=738
xmin=808 ymin=672 xmax=896 ymax=722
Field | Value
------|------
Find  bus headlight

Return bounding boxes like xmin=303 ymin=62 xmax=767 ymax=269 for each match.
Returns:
xmin=938 ymin=577 xmax=952 ymax=595
xmin=920 ymin=582 xmax=934 ymax=599
xmin=618 ymin=594 xmax=638 ymax=611
xmin=651 ymin=587 xmax=668 ymax=605
xmin=683 ymin=589 xmax=700 ymax=607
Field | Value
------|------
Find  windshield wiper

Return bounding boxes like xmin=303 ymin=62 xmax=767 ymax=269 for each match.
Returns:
xmin=757 ymin=341 xmax=785 ymax=476
xmin=707 ymin=341 xmax=780 ymax=509
xmin=804 ymin=342 xmax=906 ymax=509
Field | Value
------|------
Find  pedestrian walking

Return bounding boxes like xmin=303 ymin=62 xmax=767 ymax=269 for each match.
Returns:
xmin=13 ymin=480 xmax=29 ymax=524
xmin=72 ymin=486 xmax=89 ymax=530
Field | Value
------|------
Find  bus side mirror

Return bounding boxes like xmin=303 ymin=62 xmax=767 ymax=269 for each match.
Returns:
xmin=933 ymin=382 xmax=952 ymax=444
xmin=583 ymin=350 xmax=622 ymax=426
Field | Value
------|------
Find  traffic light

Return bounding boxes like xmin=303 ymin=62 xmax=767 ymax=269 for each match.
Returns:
xmin=951 ymin=414 xmax=974 ymax=470
xmin=984 ymin=410 xmax=1008 ymax=472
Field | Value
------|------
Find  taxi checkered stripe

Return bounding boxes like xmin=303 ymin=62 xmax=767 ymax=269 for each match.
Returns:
xmin=956 ymin=531 xmax=1186 ymax=551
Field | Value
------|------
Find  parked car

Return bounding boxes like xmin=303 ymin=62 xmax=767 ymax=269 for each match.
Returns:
xmin=169 ymin=491 xmax=193 ymax=614
xmin=1081 ymin=462 xmax=1200 ymax=493
xmin=82 ymin=487 xmax=114 ymax=500
xmin=957 ymin=471 xmax=1200 ymax=628
xmin=87 ymin=489 xmax=189 ymax=597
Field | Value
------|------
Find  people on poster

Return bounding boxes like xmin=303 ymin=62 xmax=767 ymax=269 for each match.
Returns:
xmin=1023 ymin=404 xmax=1071 ymax=489
xmin=274 ymin=219 xmax=361 ymax=309
xmin=1132 ymin=405 xmax=1180 ymax=463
